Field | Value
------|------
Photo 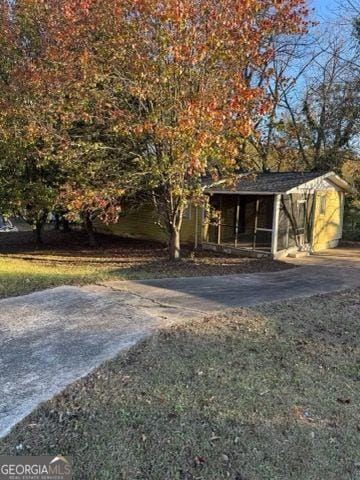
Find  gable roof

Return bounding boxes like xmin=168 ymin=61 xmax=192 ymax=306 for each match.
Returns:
xmin=205 ymin=171 xmax=352 ymax=195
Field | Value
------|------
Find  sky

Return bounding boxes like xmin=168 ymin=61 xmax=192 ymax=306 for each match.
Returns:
xmin=313 ymin=0 xmax=340 ymax=20
xmin=283 ymin=0 xmax=357 ymax=102
xmin=311 ymin=0 xmax=357 ymax=26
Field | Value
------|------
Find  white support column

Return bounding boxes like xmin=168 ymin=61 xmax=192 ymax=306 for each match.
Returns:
xmin=271 ymin=194 xmax=281 ymax=255
xmin=235 ymin=196 xmax=240 ymax=248
xmin=253 ymin=198 xmax=260 ymax=250
xmin=194 ymin=206 xmax=199 ymax=249
xmin=217 ymin=196 xmax=222 ymax=245
xmin=201 ymin=205 xmax=205 ymax=244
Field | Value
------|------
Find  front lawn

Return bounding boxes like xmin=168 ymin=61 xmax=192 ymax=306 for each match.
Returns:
xmin=0 ymin=231 xmax=291 ymax=299
xmin=1 ymin=289 xmax=359 ymax=479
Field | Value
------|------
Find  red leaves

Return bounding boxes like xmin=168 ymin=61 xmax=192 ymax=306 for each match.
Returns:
xmin=79 ymin=0 xmax=91 ymax=12
xmin=60 ymin=184 xmax=123 ymax=225
xmin=0 ymin=0 xmax=310 ymax=226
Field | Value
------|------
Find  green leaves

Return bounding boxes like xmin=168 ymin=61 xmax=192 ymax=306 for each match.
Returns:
xmin=0 ymin=0 xmax=309 ymax=251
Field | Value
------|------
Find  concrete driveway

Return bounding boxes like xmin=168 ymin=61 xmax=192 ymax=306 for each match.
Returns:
xmin=0 ymin=246 xmax=359 ymax=438
xmin=0 ymin=287 xmax=164 ymax=438
xmin=110 ymin=247 xmax=360 ymax=312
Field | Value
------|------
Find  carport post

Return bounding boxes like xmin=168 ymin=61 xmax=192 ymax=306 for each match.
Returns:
xmin=234 ymin=195 xmax=240 ymax=247
xmin=217 ymin=196 xmax=222 ymax=245
xmin=194 ymin=206 xmax=199 ymax=249
xmin=271 ymin=194 xmax=281 ymax=255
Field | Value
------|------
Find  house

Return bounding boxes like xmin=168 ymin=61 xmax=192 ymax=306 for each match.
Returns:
xmin=96 ymin=171 xmax=352 ymax=258
xmin=0 ymin=215 xmax=18 ymax=233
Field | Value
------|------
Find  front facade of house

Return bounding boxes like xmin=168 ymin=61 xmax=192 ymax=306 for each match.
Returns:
xmin=96 ymin=172 xmax=352 ymax=258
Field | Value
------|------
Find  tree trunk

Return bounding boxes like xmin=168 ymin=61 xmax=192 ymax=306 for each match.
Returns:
xmin=83 ymin=212 xmax=98 ymax=247
xmin=54 ymin=213 xmax=60 ymax=230
xmin=61 ymin=217 xmax=71 ymax=232
xmin=34 ymin=221 xmax=44 ymax=246
xmin=169 ymin=226 xmax=181 ymax=261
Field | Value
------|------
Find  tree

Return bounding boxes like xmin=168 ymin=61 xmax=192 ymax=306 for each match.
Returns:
xmin=276 ymin=28 xmax=360 ymax=173
xmin=58 ymin=134 xmax=129 ymax=246
xmin=300 ymin=42 xmax=359 ymax=170
xmin=0 ymin=0 xmax=310 ymax=256
xmin=102 ymin=0 xmax=310 ymax=259
xmin=0 ymin=0 xmax=66 ymax=243
xmin=0 ymin=0 xmax=128 ymax=245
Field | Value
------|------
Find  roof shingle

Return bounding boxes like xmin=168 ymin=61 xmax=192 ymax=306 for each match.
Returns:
xmin=206 ymin=172 xmax=325 ymax=194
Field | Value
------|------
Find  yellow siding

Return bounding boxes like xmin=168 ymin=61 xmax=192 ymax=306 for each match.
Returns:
xmin=94 ymin=203 xmax=202 ymax=245
xmin=181 ymin=205 xmax=203 ymax=244
xmin=95 ymin=190 xmax=345 ymax=251
xmin=312 ymin=190 xmax=343 ymax=251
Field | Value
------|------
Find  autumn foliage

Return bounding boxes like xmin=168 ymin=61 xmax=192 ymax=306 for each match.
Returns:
xmin=0 ymin=0 xmax=309 ymax=255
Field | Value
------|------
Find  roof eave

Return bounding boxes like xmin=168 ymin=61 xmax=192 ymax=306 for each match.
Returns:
xmin=204 ymin=171 xmax=354 ymax=196
xmin=204 ymin=190 xmax=279 ymax=195
xmin=285 ymin=171 xmax=353 ymax=194
xmin=326 ymin=173 xmax=354 ymax=193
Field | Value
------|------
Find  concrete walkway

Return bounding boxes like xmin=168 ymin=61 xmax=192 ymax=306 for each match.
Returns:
xmin=0 ymin=247 xmax=359 ymax=438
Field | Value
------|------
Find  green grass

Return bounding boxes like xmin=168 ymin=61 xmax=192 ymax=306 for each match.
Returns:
xmin=0 ymin=256 xmax=117 ymax=298
xmin=1 ymin=289 xmax=359 ymax=479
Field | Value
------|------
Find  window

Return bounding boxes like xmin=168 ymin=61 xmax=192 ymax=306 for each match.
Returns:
xmin=319 ymin=195 xmax=326 ymax=216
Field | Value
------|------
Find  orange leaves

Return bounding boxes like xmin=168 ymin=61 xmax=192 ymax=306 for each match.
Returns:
xmin=60 ymin=183 xmax=124 ymax=224
xmin=0 ymin=0 xmax=310 ymax=228
xmin=79 ymin=0 xmax=91 ymax=13
xmin=235 ymin=119 xmax=252 ymax=139
xmin=63 ymin=0 xmax=92 ymax=20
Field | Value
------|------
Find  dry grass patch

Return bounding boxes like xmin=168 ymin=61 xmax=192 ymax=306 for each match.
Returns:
xmin=0 ymin=289 xmax=359 ymax=479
